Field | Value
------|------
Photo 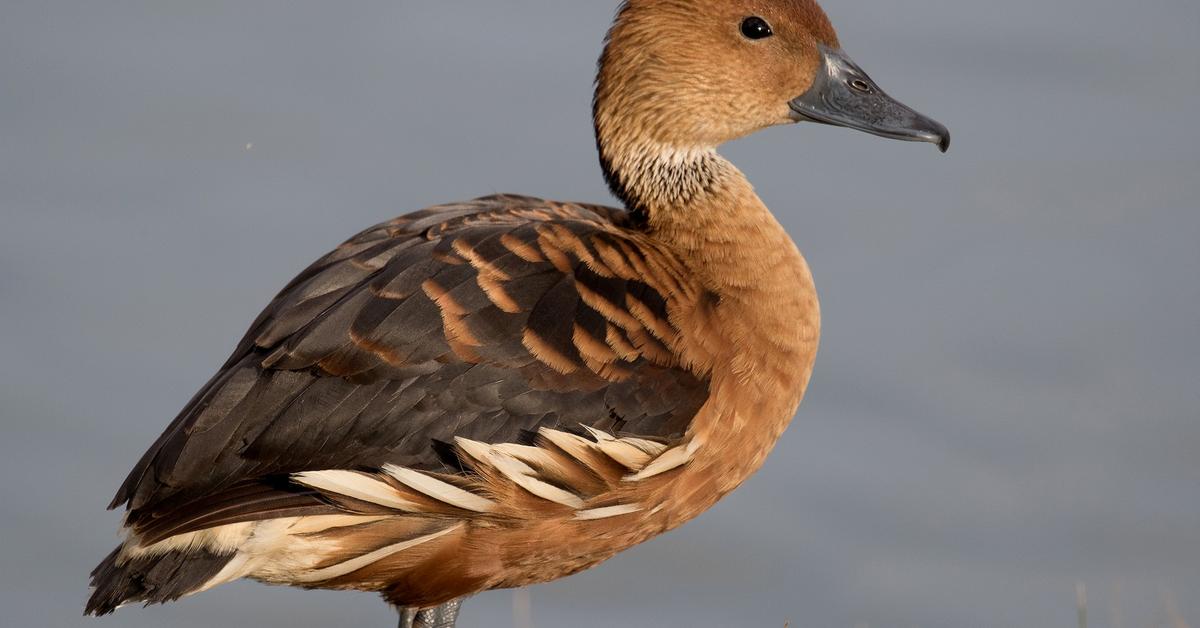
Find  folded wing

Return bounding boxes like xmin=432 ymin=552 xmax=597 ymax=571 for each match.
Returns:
xmin=108 ymin=194 xmax=713 ymax=543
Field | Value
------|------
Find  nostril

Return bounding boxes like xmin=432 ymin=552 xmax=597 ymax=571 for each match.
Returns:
xmin=849 ymin=79 xmax=872 ymax=93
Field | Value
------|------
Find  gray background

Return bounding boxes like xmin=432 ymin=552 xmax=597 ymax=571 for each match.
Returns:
xmin=2 ymin=1 xmax=1197 ymax=627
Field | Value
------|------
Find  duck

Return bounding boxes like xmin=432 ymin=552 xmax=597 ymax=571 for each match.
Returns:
xmin=86 ymin=1 xmax=948 ymax=626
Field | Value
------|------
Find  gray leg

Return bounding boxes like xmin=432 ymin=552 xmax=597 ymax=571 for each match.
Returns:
xmin=398 ymin=598 xmax=463 ymax=628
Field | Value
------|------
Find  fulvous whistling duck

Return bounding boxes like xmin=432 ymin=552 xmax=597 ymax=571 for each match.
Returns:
xmin=87 ymin=1 xmax=948 ymax=626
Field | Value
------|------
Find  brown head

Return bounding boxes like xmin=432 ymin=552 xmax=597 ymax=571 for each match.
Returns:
xmin=594 ymin=0 xmax=948 ymax=215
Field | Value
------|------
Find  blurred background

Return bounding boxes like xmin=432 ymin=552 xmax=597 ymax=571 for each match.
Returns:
xmin=2 ymin=1 xmax=1197 ymax=626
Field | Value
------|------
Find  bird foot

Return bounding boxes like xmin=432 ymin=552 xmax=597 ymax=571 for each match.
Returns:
xmin=399 ymin=599 xmax=462 ymax=628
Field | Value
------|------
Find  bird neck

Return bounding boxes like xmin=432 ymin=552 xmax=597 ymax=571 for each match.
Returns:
xmin=600 ymin=133 xmax=820 ymax=391
xmin=598 ymin=136 xmax=807 ymax=296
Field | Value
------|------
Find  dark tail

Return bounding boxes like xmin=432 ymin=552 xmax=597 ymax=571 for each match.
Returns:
xmin=85 ymin=545 xmax=233 ymax=616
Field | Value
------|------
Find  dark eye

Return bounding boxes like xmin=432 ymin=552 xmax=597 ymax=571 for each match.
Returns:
xmin=740 ymin=16 xmax=773 ymax=40
xmin=849 ymin=78 xmax=873 ymax=93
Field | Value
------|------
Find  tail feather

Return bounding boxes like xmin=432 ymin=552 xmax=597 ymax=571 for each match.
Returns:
xmin=85 ymin=545 xmax=233 ymax=616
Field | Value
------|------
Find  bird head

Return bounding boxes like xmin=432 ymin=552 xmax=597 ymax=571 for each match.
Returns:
xmin=594 ymin=0 xmax=949 ymax=154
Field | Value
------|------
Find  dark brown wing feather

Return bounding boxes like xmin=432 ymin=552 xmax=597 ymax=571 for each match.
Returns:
xmin=110 ymin=194 xmax=711 ymax=537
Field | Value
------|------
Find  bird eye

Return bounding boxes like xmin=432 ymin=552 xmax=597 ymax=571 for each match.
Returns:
xmin=740 ymin=16 xmax=773 ymax=40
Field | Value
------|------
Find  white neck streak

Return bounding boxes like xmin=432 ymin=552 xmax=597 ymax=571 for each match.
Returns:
xmin=600 ymin=140 xmax=737 ymax=216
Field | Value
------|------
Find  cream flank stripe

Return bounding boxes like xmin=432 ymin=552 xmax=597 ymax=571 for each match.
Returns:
xmin=292 ymin=524 xmax=463 ymax=584
xmin=574 ymin=504 xmax=644 ymax=521
xmin=382 ymin=464 xmax=497 ymax=513
xmin=293 ymin=470 xmax=423 ymax=512
xmin=289 ymin=427 xmax=689 ymax=518
xmin=454 ymin=437 xmax=586 ymax=509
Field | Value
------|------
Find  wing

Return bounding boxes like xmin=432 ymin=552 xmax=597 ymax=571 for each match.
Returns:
xmin=110 ymin=194 xmax=712 ymax=540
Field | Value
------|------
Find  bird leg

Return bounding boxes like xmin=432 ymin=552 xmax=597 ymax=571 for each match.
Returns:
xmin=398 ymin=599 xmax=463 ymax=628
